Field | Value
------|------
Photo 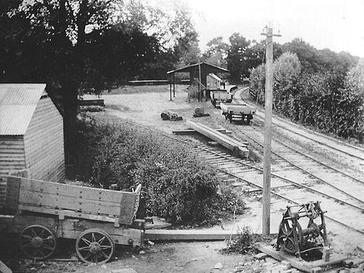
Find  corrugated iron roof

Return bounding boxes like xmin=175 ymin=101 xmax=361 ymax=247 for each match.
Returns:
xmin=0 ymin=84 xmax=46 ymax=135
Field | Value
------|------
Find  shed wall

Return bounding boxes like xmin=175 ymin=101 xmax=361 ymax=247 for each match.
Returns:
xmin=24 ymin=96 xmax=65 ymax=182
xmin=0 ymin=136 xmax=26 ymax=208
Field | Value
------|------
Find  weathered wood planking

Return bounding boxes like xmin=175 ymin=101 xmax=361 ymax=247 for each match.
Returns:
xmin=17 ymin=205 xmax=119 ymax=224
xmin=60 ymin=219 xmax=144 ymax=246
xmin=4 ymin=176 xmax=21 ymax=213
xmin=9 ymin=214 xmax=144 ymax=246
xmin=24 ymin=97 xmax=65 ymax=182
xmin=0 ymin=136 xmax=26 ymax=177
xmin=255 ymin=243 xmax=347 ymax=273
xmin=0 ymin=178 xmax=6 ymax=209
xmin=9 ymin=176 xmax=139 ymax=225
xmin=186 ymin=120 xmax=249 ymax=158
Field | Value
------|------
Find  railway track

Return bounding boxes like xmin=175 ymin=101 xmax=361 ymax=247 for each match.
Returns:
xmin=232 ymin=126 xmax=364 ymax=207
xmin=238 ymin=87 xmax=364 ymax=162
xmin=193 ymin=143 xmax=364 ymax=236
xmin=117 ymin=114 xmax=364 ymax=237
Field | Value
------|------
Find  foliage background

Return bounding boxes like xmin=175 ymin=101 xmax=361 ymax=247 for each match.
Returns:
xmin=249 ymin=49 xmax=364 ymax=141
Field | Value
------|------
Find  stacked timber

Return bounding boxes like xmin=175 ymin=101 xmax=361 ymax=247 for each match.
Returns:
xmin=186 ymin=120 xmax=249 ymax=158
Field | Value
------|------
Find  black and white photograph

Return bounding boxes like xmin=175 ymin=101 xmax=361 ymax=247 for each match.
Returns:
xmin=0 ymin=0 xmax=363 ymax=272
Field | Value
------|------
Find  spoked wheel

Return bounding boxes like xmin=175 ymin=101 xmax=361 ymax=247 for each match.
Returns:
xmin=278 ymin=219 xmax=303 ymax=255
xmin=75 ymin=228 xmax=115 ymax=264
xmin=20 ymin=225 xmax=57 ymax=260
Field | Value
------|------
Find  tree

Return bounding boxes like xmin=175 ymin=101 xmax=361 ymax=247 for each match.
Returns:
xmin=168 ymin=9 xmax=200 ymax=66
xmin=202 ymin=36 xmax=229 ymax=67
xmin=281 ymin=38 xmax=321 ymax=73
xmin=225 ymin=34 xmax=275 ymax=83
xmin=226 ymin=33 xmax=251 ymax=83
xmin=0 ymin=0 xmax=174 ymax=172
xmin=272 ymin=52 xmax=301 ymax=114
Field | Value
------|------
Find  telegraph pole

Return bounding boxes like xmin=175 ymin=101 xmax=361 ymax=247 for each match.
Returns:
xmin=261 ymin=26 xmax=280 ymax=235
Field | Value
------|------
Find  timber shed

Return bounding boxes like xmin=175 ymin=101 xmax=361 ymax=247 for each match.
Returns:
xmin=167 ymin=62 xmax=229 ymax=100
xmin=0 ymin=84 xmax=65 ymax=182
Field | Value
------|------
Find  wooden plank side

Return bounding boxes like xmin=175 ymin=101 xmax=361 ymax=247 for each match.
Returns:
xmin=18 ymin=205 xmax=117 ymax=224
xmin=119 ymin=192 xmax=137 ymax=225
xmin=0 ymin=178 xmax=6 ymax=209
xmin=0 ymin=137 xmax=26 ymax=177
xmin=24 ymin=97 xmax=65 ymax=182
xmin=20 ymin=178 xmax=125 ymax=203
xmin=4 ymin=176 xmax=21 ymax=213
xmin=60 ymin=219 xmax=144 ymax=246
xmin=9 ymin=214 xmax=58 ymax=234
xmin=18 ymin=191 xmax=121 ymax=217
xmin=18 ymin=178 xmax=139 ymax=220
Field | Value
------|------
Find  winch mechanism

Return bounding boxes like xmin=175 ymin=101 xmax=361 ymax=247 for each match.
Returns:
xmin=276 ymin=201 xmax=329 ymax=260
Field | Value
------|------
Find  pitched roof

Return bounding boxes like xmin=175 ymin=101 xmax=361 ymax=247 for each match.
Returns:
xmin=0 ymin=84 xmax=46 ymax=135
xmin=167 ymin=62 xmax=229 ymax=74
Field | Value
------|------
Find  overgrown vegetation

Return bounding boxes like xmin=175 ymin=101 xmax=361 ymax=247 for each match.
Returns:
xmin=249 ymin=51 xmax=364 ymax=142
xmin=73 ymin=115 xmax=245 ymax=225
xmin=221 ymin=226 xmax=275 ymax=255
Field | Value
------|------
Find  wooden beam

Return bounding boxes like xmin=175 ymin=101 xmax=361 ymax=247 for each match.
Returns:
xmin=186 ymin=121 xmax=249 ymax=158
xmin=0 ymin=260 xmax=12 ymax=273
xmin=78 ymin=99 xmax=104 ymax=106
xmin=145 ymin=229 xmax=240 ymax=241
xmin=255 ymin=243 xmax=347 ymax=273
xmin=172 ymin=128 xmax=233 ymax=135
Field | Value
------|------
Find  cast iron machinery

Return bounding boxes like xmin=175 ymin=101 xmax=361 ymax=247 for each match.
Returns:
xmin=276 ymin=201 xmax=329 ymax=260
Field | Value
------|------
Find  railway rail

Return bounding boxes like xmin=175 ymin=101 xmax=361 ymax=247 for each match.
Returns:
xmin=117 ymin=117 xmax=364 ymax=238
xmin=194 ymin=143 xmax=364 ymax=236
xmin=238 ymin=87 xmax=364 ymax=161
xmin=232 ymin=127 xmax=364 ymax=207
xmin=253 ymin=114 xmax=364 ymax=161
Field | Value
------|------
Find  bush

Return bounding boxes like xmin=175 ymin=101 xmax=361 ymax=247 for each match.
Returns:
xmin=73 ymin=115 xmax=245 ymax=225
xmin=249 ymin=52 xmax=364 ymax=141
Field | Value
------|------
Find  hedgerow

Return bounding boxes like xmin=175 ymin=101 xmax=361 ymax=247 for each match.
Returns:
xmin=73 ymin=115 xmax=245 ymax=225
xmin=249 ymin=53 xmax=364 ymax=141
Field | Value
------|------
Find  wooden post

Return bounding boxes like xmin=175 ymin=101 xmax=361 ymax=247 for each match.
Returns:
xmin=169 ymin=78 xmax=172 ymax=101
xmin=198 ymin=62 xmax=202 ymax=102
xmin=262 ymin=26 xmax=275 ymax=235
xmin=173 ymin=73 xmax=176 ymax=97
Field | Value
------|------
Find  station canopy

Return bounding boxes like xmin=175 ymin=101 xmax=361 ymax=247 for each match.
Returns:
xmin=166 ymin=62 xmax=229 ymax=100
xmin=167 ymin=62 xmax=228 ymax=76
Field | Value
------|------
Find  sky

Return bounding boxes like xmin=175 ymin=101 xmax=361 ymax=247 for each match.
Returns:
xmin=149 ymin=0 xmax=364 ymax=58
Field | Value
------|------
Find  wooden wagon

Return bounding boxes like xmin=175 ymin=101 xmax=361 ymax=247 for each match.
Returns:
xmin=0 ymin=176 xmax=144 ymax=264
xmin=220 ymin=102 xmax=256 ymax=124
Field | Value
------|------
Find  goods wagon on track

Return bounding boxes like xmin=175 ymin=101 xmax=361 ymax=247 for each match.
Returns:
xmin=220 ymin=102 xmax=256 ymax=124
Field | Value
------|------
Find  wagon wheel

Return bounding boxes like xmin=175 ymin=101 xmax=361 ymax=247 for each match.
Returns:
xmin=75 ymin=228 xmax=115 ymax=264
xmin=20 ymin=225 xmax=57 ymax=260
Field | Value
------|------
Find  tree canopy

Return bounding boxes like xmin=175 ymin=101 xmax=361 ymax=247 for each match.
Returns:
xmin=0 ymin=0 xmax=200 ymax=171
